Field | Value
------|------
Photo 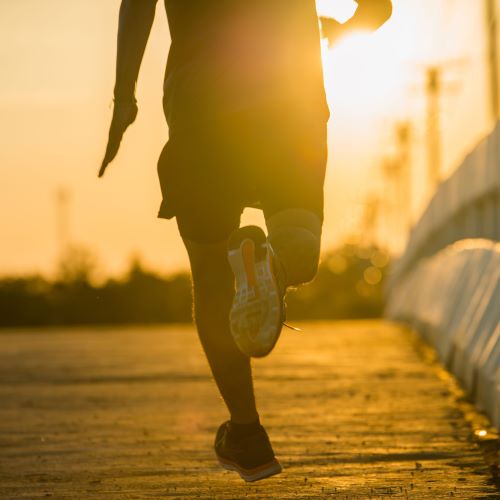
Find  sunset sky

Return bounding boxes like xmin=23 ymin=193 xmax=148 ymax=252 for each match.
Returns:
xmin=0 ymin=0 xmax=495 ymax=278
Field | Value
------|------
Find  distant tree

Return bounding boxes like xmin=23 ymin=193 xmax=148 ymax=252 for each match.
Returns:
xmin=0 ymin=244 xmax=390 ymax=327
xmin=286 ymin=244 xmax=390 ymax=320
xmin=0 ymin=276 xmax=52 ymax=326
xmin=56 ymin=245 xmax=99 ymax=284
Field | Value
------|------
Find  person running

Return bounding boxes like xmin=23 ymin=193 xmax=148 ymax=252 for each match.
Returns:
xmin=99 ymin=0 xmax=392 ymax=482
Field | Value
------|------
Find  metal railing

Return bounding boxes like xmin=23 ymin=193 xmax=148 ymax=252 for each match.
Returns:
xmin=386 ymin=122 xmax=500 ymax=428
xmin=391 ymin=121 xmax=500 ymax=282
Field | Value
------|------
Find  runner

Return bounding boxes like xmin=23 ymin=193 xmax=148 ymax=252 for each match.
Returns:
xmin=99 ymin=0 xmax=392 ymax=482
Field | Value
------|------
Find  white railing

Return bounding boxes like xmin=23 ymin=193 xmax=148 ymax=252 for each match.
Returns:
xmin=387 ymin=122 xmax=500 ymax=429
xmin=391 ymin=122 xmax=500 ymax=282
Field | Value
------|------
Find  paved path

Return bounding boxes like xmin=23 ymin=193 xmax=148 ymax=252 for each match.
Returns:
xmin=0 ymin=322 xmax=498 ymax=499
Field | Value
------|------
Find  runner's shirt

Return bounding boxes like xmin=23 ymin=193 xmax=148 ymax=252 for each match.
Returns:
xmin=163 ymin=0 xmax=330 ymax=130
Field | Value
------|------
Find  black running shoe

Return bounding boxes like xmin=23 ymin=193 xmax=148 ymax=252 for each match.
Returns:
xmin=214 ymin=421 xmax=282 ymax=482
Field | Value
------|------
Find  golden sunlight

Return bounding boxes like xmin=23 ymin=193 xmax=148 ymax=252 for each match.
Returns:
xmin=316 ymin=0 xmax=358 ymax=23
xmin=1 ymin=3 xmax=499 ymax=495
xmin=321 ymin=4 xmax=421 ymax=123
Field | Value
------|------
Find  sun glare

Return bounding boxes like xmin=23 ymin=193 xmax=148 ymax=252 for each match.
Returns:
xmin=316 ymin=0 xmax=358 ymax=24
xmin=321 ymin=5 xmax=420 ymax=124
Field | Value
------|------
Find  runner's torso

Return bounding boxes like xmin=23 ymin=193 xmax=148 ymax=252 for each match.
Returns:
xmin=163 ymin=0 xmax=329 ymax=130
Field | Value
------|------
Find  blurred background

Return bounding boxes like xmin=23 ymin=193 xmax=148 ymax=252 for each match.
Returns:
xmin=0 ymin=0 xmax=497 ymax=325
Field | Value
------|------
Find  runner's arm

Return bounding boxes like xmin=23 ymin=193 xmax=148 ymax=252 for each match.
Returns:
xmin=114 ymin=0 xmax=159 ymax=102
xmin=320 ymin=0 xmax=392 ymax=46
xmin=350 ymin=0 xmax=393 ymax=31
xmin=98 ymin=0 xmax=159 ymax=177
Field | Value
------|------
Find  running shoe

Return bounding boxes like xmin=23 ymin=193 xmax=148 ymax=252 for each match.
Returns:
xmin=227 ymin=225 xmax=286 ymax=358
xmin=214 ymin=421 xmax=282 ymax=482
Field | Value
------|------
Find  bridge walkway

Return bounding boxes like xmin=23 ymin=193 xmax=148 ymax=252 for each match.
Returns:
xmin=0 ymin=322 xmax=498 ymax=498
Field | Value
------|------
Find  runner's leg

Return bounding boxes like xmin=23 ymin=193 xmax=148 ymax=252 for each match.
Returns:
xmin=257 ymin=108 xmax=326 ymax=289
xmin=184 ymin=238 xmax=259 ymax=424
xmin=266 ymin=208 xmax=322 ymax=287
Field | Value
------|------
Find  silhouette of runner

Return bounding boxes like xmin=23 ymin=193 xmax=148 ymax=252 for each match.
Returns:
xmin=100 ymin=0 xmax=392 ymax=482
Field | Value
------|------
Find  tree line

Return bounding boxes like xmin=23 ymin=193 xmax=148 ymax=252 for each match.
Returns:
xmin=0 ymin=244 xmax=389 ymax=327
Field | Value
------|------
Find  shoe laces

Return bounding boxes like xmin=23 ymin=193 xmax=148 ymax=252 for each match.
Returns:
xmin=266 ymin=241 xmax=303 ymax=333
xmin=283 ymin=321 xmax=303 ymax=332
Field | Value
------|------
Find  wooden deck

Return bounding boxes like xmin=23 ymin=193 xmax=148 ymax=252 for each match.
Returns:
xmin=0 ymin=321 xmax=498 ymax=498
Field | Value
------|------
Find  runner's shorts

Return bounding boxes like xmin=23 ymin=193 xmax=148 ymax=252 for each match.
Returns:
xmin=157 ymin=104 xmax=328 ymax=243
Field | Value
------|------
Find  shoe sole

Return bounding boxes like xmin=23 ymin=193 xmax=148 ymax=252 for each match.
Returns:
xmin=217 ymin=455 xmax=282 ymax=482
xmin=227 ymin=226 xmax=284 ymax=358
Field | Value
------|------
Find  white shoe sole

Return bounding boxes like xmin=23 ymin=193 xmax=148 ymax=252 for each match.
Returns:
xmin=218 ymin=455 xmax=282 ymax=482
xmin=228 ymin=227 xmax=284 ymax=358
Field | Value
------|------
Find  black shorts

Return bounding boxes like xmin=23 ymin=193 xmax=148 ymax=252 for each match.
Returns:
xmin=157 ymin=104 xmax=327 ymax=243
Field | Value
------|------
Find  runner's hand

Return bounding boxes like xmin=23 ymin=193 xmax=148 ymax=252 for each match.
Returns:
xmin=320 ymin=1 xmax=392 ymax=47
xmin=98 ymin=100 xmax=138 ymax=178
xmin=319 ymin=17 xmax=347 ymax=47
